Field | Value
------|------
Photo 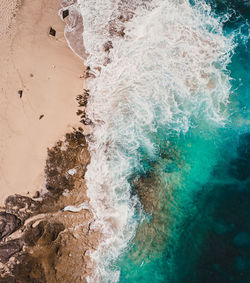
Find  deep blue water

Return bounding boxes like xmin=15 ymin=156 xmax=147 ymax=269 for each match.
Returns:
xmin=116 ymin=1 xmax=250 ymax=282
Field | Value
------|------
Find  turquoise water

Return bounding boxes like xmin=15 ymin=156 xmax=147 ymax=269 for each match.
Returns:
xmin=71 ymin=0 xmax=250 ymax=281
xmin=116 ymin=1 xmax=250 ymax=282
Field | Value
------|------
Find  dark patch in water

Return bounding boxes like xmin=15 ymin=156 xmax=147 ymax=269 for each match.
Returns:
xmin=171 ymin=131 xmax=250 ymax=283
xmin=228 ymin=133 xmax=250 ymax=181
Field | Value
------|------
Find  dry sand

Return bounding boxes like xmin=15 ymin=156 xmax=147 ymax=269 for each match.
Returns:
xmin=0 ymin=0 xmax=84 ymax=204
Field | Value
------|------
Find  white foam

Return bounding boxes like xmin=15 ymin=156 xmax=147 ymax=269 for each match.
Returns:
xmin=63 ymin=202 xmax=90 ymax=212
xmin=68 ymin=168 xmax=77 ymax=175
xmin=72 ymin=0 xmax=235 ymax=282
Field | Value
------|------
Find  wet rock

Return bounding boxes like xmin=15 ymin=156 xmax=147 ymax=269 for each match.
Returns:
xmin=62 ymin=9 xmax=69 ymax=19
xmin=0 ymin=212 xmax=22 ymax=240
xmin=76 ymin=109 xmax=84 ymax=116
xmin=0 ymin=239 xmax=22 ymax=263
xmin=76 ymin=94 xmax=88 ymax=107
xmin=25 ymin=221 xmax=64 ymax=246
xmin=11 ymin=254 xmax=46 ymax=283
xmin=0 ymin=130 xmax=95 ymax=282
xmin=103 ymin=40 xmax=113 ymax=53
xmin=45 ymin=129 xmax=89 ymax=194
xmin=4 ymin=195 xmax=41 ymax=221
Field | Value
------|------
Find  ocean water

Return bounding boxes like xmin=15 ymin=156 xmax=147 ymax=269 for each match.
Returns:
xmin=64 ymin=0 xmax=249 ymax=282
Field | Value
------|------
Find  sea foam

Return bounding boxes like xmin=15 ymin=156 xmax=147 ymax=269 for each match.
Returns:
xmin=69 ymin=0 xmax=235 ymax=281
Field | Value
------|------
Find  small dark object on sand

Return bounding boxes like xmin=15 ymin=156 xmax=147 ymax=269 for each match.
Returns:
xmin=18 ymin=90 xmax=23 ymax=98
xmin=76 ymin=110 xmax=83 ymax=116
xmin=49 ymin=27 xmax=56 ymax=37
xmin=62 ymin=9 xmax=69 ymax=19
xmin=33 ymin=191 xmax=40 ymax=198
xmin=39 ymin=115 xmax=44 ymax=120
xmin=30 ymin=73 xmax=34 ymax=77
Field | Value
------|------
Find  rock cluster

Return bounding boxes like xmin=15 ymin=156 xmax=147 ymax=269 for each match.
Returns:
xmin=0 ymin=129 xmax=99 ymax=283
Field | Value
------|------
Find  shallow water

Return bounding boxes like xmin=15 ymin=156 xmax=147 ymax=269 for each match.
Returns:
xmin=70 ymin=0 xmax=249 ymax=281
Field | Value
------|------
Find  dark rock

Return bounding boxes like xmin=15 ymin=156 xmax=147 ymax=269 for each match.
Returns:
xmin=11 ymin=254 xmax=46 ymax=283
xmin=103 ymin=40 xmax=113 ymax=53
xmin=76 ymin=109 xmax=83 ymax=116
xmin=76 ymin=94 xmax=88 ymax=107
xmin=39 ymin=114 xmax=44 ymax=120
xmin=33 ymin=191 xmax=40 ymax=198
xmin=49 ymin=27 xmax=56 ymax=37
xmin=25 ymin=221 xmax=64 ymax=246
xmin=62 ymin=9 xmax=69 ymax=19
xmin=0 ymin=276 xmax=15 ymax=283
xmin=4 ymin=195 xmax=41 ymax=221
xmin=0 ymin=239 xmax=22 ymax=263
xmin=80 ymin=118 xmax=91 ymax=125
xmin=18 ymin=90 xmax=22 ymax=98
xmin=0 ymin=212 xmax=22 ymax=240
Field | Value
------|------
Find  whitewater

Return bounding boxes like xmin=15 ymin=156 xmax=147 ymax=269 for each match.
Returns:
xmin=61 ymin=0 xmax=250 ymax=282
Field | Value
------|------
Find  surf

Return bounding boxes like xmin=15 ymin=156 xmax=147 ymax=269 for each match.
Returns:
xmin=62 ymin=0 xmax=240 ymax=281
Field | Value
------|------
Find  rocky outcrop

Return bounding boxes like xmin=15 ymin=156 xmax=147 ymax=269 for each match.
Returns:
xmin=0 ymin=212 xmax=21 ymax=240
xmin=0 ymin=129 xmax=99 ymax=282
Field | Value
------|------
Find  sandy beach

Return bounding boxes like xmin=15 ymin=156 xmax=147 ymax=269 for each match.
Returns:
xmin=0 ymin=0 xmax=84 ymax=204
xmin=0 ymin=1 xmax=99 ymax=281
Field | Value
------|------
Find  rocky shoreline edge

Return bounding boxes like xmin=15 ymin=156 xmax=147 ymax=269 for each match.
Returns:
xmin=0 ymin=97 xmax=98 ymax=282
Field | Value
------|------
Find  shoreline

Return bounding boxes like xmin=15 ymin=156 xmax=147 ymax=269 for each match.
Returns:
xmin=0 ymin=0 xmax=84 ymax=205
xmin=0 ymin=0 xmax=97 ymax=281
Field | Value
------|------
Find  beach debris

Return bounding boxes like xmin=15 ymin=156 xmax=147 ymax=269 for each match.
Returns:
xmin=39 ymin=114 xmax=44 ymax=120
xmin=18 ymin=90 xmax=23 ymax=98
xmin=62 ymin=202 xmax=90 ymax=213
xmin=30 ymin=73 xmax=34 ymax=77
xmin=68 ymin=168 xmax=77 ymax=176
xmin=62 ymin=9 xmax=69 ymax=19
xmin=49 ymin=27 xmax=56 ymax=37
